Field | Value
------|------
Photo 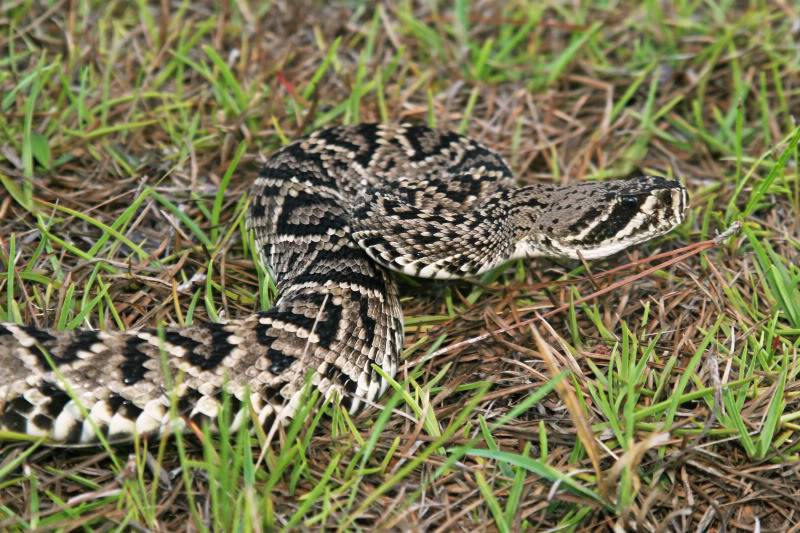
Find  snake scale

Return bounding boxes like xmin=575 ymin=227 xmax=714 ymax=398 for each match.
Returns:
xmin=0 ymin=123 xmax=688 ymax=444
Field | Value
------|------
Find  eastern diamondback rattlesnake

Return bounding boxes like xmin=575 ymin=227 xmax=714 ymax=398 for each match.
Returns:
xmin=0 ymin=123 xmax=688 ymax=444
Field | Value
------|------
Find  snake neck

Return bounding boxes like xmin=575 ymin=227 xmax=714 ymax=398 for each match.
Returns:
xmin=353 ymin=176 xmax=687 ymax=279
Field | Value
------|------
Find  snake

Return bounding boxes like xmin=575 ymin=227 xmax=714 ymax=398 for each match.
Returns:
xmin=0 ymin=123 xmax=688 ymax=444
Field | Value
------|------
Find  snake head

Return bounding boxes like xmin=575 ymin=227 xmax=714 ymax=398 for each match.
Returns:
xmin=513 ymin=176 xmax=688 ymax=260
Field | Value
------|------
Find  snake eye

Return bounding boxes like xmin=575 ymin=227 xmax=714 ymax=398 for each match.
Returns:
xmin=620 ymin=195 xmax=640 ymax=208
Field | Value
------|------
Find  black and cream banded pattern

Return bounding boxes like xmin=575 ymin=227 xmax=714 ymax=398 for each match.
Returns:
xmin=0 ymin=123 xmax=687 ymax=444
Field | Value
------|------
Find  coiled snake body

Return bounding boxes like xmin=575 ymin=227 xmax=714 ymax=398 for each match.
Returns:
xmin=0 ymin=124 xmax=687 ymax=444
